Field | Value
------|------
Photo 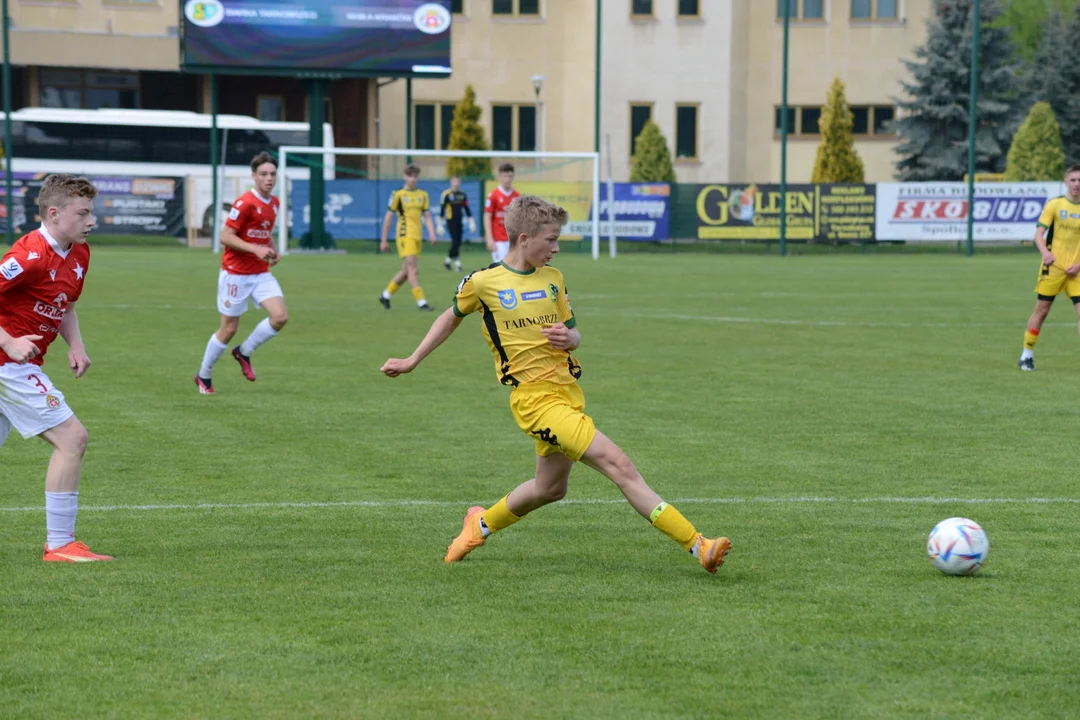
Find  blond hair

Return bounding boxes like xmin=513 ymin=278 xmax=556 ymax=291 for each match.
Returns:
xmin=504 ymin=196 xmax=568 ymax=246
xmin=37 ymin=174 xmax=97 ymax=215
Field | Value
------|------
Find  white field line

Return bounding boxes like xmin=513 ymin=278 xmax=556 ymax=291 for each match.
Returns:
xmin=0 ymin=497 xmax=1078 ymax=514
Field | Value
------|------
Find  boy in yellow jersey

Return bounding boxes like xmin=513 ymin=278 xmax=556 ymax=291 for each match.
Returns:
xmin=1019 ymin=165 xmax=1080 ymax=371
xmin=379 ymin=165 xmax=437 ymax=311
xmin=380 ymin=196 xmax=731 ymax=573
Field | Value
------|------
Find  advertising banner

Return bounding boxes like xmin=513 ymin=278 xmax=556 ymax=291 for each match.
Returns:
xmin=0 ymin=173 xmax=185 ymax=237
xmin=874 ymin=182 xmax=1062 ymax=241
xmin=694 ymin=183 xmax=875 ymax=242
xmin=564 ymin=183 xmax=670 ymax=241
xmin=181 ymin=0 xmax=452 ymax=77
xmin=290 ymin=178 xmax=482 ymax=240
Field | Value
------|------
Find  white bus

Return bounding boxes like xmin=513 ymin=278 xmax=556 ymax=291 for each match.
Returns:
xmin=0 ymin=107 xmax=334 ymax=235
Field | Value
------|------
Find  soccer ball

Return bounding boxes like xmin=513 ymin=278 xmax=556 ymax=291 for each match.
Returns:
xmin=927 ymin=517 xmax=989 ymax=576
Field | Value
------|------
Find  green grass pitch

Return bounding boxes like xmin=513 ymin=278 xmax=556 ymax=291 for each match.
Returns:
xmin=2 ymin=246 xmax=1079 ymax=719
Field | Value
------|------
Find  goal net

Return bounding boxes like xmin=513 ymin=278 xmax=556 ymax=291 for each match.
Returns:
xmin=276 ymin=147 xmax=609 ymax=258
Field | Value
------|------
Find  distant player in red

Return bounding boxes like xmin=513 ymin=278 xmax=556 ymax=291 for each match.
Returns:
xmin=484 ymin=162 xmax=520 ymax=263
xmin=0 ymin=174 xmax=112 ymax=562
xmin=195 ymin=152 xmax=288 ymax=394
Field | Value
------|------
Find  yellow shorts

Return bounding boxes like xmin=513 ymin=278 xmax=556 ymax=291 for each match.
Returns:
xmin=397 ymin=236 xmax=421 ymax=258
xmin=1035 ymin=263 xmax=1080 ymax=299
xmin=509 ymin=381 xmax=597 ymax=462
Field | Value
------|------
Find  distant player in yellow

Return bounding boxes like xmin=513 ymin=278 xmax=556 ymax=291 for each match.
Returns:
xmin=380 ymin=196 xmax=731 ymax=573
xmin=379 ymin=164 xmax=437 ymax=311
xmin=1019 ymin=165 xmax=1080 ymax=370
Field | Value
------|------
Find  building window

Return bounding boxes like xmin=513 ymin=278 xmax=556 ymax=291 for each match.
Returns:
xmin=774 ymin=106 xmax=797 ymax=135
xmin=492 ymin=105 xmax=514 ymax=151
xmin=632 ymin=0 xmax=653 ymax=16
xmin=675 ymin=104 xmax=698 ymax=160
xmin=518 ymin=105 xmax=537 ymax=152
xmin=775 ymin=104 xmax=897 ymax=138
xmin=629 ymin=103 xmax=652 ymax=156
xmin=440 ymin=104 xmax=455 ymax=150
xmin=414 ymin=102 xmax=458 ymax=149
xmin=678 ymin=0 xmax=699 ymax=16
xmin=852 ymin=0 xmax=897 ymax=20
xmin=494 ymin=0 xmax=538 ymax=15
xmin=778 ymin=0 xmax=823 ymax=20
xmin=491 ymin=104 xmax=537 ymax=151
xmin=40 ymin=69 xmax=139 ymax=110
xmin=451 ymin=0 xmax=464 ymax=13
xmin=414 ymin=103 xmax=436 ymax=150
xmin=256 ymin=95 xmax=284 ymax=122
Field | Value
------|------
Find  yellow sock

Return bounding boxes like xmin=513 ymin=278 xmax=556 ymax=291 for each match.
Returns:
xmin=385 ymin=280 xmax=400 ymax=296
xmin=481 ymin=495 xmax=521 ymax=534
xmin=1024 ymin=328 xmax=1040 ymax=350
xmin=650 ymin=502 xmax=698 ymax=551
xmin=411 ymin=286 xmax=426 ymax=303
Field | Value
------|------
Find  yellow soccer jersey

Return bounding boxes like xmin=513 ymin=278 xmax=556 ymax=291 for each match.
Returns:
xmin=389 ymin=188 xmax=430 ymax=241
xmin=453 ymin=262 xmax=581 ymax=387
xmin=1038 ymin=196 xmax=1080 ymax=269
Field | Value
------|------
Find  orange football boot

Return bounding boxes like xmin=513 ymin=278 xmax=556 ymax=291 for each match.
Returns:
xmin=696 ymin=535 xmax=731 ymax=574
xmin=43 ymin=541 xmax=114 ymax=563
xmin=444 ymin=506 xmax=486 ymax=563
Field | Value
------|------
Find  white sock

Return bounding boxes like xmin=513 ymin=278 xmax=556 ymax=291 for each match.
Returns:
xmin=417 ymin=299 xmax=428 ymax=307
xmin=239 ymin=318 xmax=278 ymax=356
xmin=199 ymin=334 xmax=228 ymax=379
xmin=45 ymin=491 xmax=78 ymax=550
xmin=690 ymin=537 xmax=701 ymax=558
xmin=479 ymin=516 xmax=492 ymax=538
xmin=1021 ymin=348 xmax=1034 ymax=361
xmin=381 ymin=290 xmax=392 ymax=300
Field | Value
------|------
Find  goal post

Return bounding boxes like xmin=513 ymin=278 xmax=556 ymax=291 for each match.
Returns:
xmin=276 ymin=146 xmax=613 ymax=259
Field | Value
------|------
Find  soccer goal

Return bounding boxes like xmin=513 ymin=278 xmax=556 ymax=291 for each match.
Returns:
xmin=276 ymin=147 xmax=616 ymax=259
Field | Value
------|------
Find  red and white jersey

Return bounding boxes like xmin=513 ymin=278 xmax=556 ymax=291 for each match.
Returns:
xmin=485 ymin=187 xmax=520 ymax=242
xmin=0 ymin=227 xmax=90 ymax=367
xmin=223 ymin=190 xmax=279 ymax=275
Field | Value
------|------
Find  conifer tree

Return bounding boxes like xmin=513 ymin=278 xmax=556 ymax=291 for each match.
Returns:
xmin=811 ymin=78 xmax=865 ymax=183
xmin=629 ymin=121 xmax=676 ymax=183
xmin=1004 ymin=101 xmax=1066 ymax=180
xmin=446 ymin=85 xmax=491 ymax=179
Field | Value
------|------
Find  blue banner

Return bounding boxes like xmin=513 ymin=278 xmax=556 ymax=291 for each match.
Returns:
xmin=290 ymin=178 xmax=482 ymax=241
xmin=566 ymin=183 xmax=671 ymax=241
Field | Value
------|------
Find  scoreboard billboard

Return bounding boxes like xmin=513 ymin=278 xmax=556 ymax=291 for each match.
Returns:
xmin=181 ymin=0 xmax=452 ymax=78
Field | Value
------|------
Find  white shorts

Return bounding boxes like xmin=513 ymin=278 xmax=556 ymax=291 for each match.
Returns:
xmin=491 ymin=241 xmax=510 ymax=263
xmin=218 ymin=271 xmax=284 ymax=317
xmin=0 ymin=363 xmax=74 ymax=446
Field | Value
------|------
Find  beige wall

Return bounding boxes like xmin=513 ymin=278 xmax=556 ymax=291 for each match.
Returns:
xmin=378 ymin=0 xmax=596 ymax=165
xmin=600 ymin=0 xmax=738 ymax=183
xmin=5 ymin=1 xmax=178 ymax=71
xmin=743 ymin=0 xmax=931 ymax=183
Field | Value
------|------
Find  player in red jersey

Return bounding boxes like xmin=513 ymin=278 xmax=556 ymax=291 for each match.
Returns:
xmin=484 ymin=163 xmax=520 ymax=263
xmin=194 ymin=152 xmax=288 ymax=394
xmin=0 ymin=174 xmax=113 ymax=562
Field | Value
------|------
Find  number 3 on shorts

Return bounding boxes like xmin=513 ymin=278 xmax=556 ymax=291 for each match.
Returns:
xmin=27 ymin=374 xmax=48 ymax=394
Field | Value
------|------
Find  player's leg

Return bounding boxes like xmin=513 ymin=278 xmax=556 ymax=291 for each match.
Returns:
xmin=446 ymin=224 xmax=463 ymax=271
xmin=403 ymin=254 xmax=433 ymax=311
xmin=380 ymin=259 xmax=410 ymax=309
xmin=196 ymin=314 xmax=240 ymax=393
xmin=444 ymin=452 xmax=573 ymax=563
xmin=38 ymin=416 xmax=110 ymax=562
xmin=493 ymin=240 xmax=510 ymax=263
xmin=1020 ymin=296 xmax=1054 ymax=371
xmin=580 ymin=431 xmax=730 ymax=573
xmin=231 ymin=276 xmax=287 ymax=381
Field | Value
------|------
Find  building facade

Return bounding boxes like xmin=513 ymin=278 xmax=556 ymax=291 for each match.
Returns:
xmin=0 ymin=0 xmax=934 ymax=184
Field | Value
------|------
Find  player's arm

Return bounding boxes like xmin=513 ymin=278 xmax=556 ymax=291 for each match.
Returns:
xmin=541 ymin=323 xmax=580 ymax=351
xmin=380 ymin=210 xmax=395 ymax=252
xmin=221 ymin=218 xmax=275 ymax=261
xmin=380 ymin=308 xmax=464 ymax=377
xmin=463 ymin=195 xmax=476 ymax=233
xmin=58 ymin=302 xmax=91 ymax=378
xmin=483 ymin=208 xmax=495 ymax=250
xmin=0 ymin=323 xmax=43 ymax=364
xmin=424 ymin=211 xmax=437 ymax=245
